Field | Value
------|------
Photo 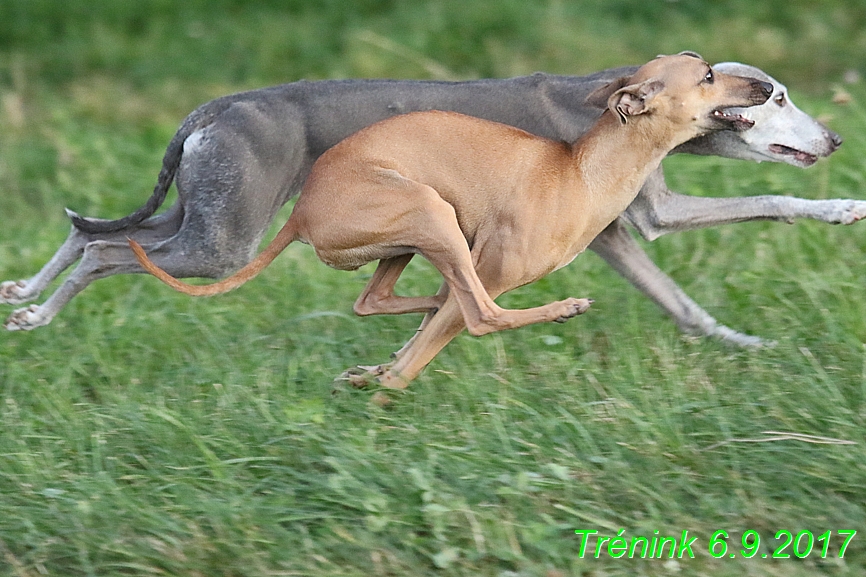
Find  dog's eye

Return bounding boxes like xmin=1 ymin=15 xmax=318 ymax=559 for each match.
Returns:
xmin=703 ymin=69 xmax=714 ymax=84
xmin=774 ymin=93 xmax=786 ymax=106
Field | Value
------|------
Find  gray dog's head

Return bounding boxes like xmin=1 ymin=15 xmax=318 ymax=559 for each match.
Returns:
xmin=677 ymin=62 xmax=842 ymax=167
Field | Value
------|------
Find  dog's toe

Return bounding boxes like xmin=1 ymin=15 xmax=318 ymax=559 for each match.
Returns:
xmin=347 ymin=372 xmax=377 ymax=388
xmin=334 ymin=362 xmax=410 ymax=391
xmin=825 ymin=200 xmax=866 ymax=225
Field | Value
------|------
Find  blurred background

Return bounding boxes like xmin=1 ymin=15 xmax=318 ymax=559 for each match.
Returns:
xmin=2 ymin=2 xmax=866 ymax=575
xmin=2 ymin=0 xmax=864 ymax=98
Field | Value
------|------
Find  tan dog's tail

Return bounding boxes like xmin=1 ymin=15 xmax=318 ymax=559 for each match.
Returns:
xmin=129 ymin=218 xmax=300 ymax=296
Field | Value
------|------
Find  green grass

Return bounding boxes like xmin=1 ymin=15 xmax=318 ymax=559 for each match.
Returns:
xmin=2 ymin=2 xmax=866 ymax=575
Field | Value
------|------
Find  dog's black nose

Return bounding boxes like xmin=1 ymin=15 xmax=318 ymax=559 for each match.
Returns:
xmin=747 ymin=79 xmax=774 ymax=104
xmin=829 ymin=130 xmax=843 ymax=150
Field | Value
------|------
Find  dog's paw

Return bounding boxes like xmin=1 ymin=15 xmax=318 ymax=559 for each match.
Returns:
xmin=0 ymin=280 xmax=36 ymax=305
xmin=336 ymin=364 xmax=387 ymax=389
xmin=838 ymin=200 xmax=866 ymax=225
xmin=711 ymin=325 xmax=775 ymax=348
xmin=841 ymin=200 xmax=866 ymax=224
xmin=4 ymin=304 xmax=51 ymax=331
xmin=334 ymin=363 xmax=410 ymax=391
xmin=554 ymin=297 xmax=593 ymax=323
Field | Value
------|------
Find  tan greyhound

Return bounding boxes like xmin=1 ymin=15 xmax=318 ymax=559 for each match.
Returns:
xmin=131 ymin=52 xmax=772 ymax=388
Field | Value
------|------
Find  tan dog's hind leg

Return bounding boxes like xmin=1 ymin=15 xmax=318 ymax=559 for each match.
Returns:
xmin=389 ymin=282 xmax=450 ymax=361
xmin=335 ymin=178 xmax=592 ymax=388
xmin=377 ymin=295 xmax=467 ymax=388
xmin=353 ymin=254 xmax=445 ymax=316
xmin=352 ymin=203 xmax=593 ymax=387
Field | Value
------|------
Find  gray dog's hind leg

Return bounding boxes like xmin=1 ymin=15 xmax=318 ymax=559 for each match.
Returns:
xmin=0 ymin=205 xmax=185 ymax=307
xmin=624 ymin=170 xmax=866 ymax=241
xmin=0 ymin=205 xmax=184 ymax=306
xmin=2 ymin=206 xmax=187 ymax=330
xmin=4 ymin=240 xmax=137 ymax=331
xmin=4 ymin=238 xmax=168 ymax=331
xmin=589 ymin=219 xmax=767 ymax=347
xmin=0 ymin=224 xmax=90 ymax=305
xmin=3 ymin=233 xmax=217 ymax=331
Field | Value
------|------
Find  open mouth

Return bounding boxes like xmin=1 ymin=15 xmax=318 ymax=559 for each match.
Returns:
xmin=768 ymin=144 xmax=818 ymax=167
xmin=712 ymin=109 xmax=755 ymax=131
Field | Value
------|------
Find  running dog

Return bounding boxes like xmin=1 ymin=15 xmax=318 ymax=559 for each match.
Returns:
xmin=131 ymin=53 xmax=773 ymax=387
xmin=1 ymin=62 xmax=847 ymax=347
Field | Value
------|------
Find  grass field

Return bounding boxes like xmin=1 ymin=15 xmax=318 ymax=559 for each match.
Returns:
xmin=2 ymin=2 xmax=866 ymax=575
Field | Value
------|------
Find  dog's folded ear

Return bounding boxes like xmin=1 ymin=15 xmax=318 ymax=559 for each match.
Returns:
xmin=585 ymin=76 xmax=631 ymax=110
xmin=608 ymin=79 xmax=664 ymax=125
xmin=586 ymin=77 xmax=665 ymax=125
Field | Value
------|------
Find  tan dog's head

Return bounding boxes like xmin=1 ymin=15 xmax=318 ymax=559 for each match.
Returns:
xmin=587 ymin=52 xmax=773 ymax=142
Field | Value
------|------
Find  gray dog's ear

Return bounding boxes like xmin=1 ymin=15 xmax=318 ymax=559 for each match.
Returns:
xmin=585 ymin=76 xmax=631 ymax=109
xmin=608 ymin=79 xmax=664 ymax=125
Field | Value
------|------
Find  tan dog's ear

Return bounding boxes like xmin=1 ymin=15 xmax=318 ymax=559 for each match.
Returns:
xmin=585 ymin=76 xmax=631 ymax=109
xmin=656 ymin=50 xmax=704 ymax=60
xmin=677 ymin=50 xmax=703 ymax=60
xmin=608 ymin=79 xmax=664 ymax=125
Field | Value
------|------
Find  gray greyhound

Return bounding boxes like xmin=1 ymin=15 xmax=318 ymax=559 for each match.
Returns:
xmin=0 ymin=63 xmax=853 ymax=346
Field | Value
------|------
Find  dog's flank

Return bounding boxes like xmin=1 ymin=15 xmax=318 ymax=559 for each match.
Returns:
xmin=133 ymin=53 xmax=772 ymax=387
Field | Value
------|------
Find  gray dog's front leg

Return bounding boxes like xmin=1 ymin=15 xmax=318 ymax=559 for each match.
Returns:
xmin=589 ymin=218 xmax=767 ymax=347
xmin=624 ymin=170 xmax=866 ymax=241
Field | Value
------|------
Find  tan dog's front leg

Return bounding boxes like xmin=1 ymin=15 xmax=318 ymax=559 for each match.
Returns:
xmin=336 ymin=181 xmax=592 ymax=388
xmin=378 ymin=293 xmax=592 ymax=388
xmin=378 ymin=287 xmax=592 ymax=389
xmin=422 ymin=229 xmax=592 ymax=337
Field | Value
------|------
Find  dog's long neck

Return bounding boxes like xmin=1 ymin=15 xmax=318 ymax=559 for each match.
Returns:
xmin=528 ymin=108 xmax=697 ymax=270
xmin=569 ymin=111 xmax=683 ymax=227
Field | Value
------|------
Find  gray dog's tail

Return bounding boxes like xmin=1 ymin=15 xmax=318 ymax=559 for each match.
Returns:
xmin=67 ymin=105 xmax=222 ymax=235
xmin=67 ymin=131 xmax=185 ymax=234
